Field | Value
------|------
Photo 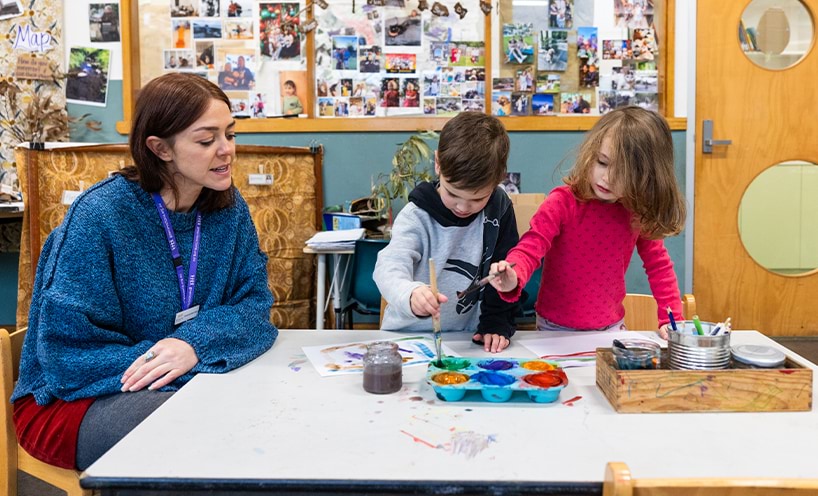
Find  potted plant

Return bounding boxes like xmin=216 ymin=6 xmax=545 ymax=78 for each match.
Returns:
xmin=370 ymin=130 xmax=438 ymax=236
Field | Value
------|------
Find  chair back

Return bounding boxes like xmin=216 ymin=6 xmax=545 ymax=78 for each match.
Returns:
xmin=603 ymin=462 xmax=818 ymax=496
xmin=623 ymin=294 xmax=696 ymax=330
xmin=348 ymin=238 xmax=389 ymax=313
xmin=1 ymin=327 xmax=90 ymax=496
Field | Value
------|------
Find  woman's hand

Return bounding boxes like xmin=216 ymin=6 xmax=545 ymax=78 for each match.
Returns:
xmin=410 ymin=285 xmax=448 ymax=318
xmin=488 ymin=261 xmax=518 ymax=293
xmin=121 ymin=338 xmax=199 ymax=392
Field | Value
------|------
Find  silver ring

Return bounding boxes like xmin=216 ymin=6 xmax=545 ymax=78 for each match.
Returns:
xmin=144 ymin=350 xmax=156 ymax=362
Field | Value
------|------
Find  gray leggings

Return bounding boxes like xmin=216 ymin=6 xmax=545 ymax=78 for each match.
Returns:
xmin=76 ymin=389 xmax=174 ymax=470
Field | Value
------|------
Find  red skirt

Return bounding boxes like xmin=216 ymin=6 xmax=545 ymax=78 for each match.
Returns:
xmin=13 ymin=395 xmax=95 ymax=469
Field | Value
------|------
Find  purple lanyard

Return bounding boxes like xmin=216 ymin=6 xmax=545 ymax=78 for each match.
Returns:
xmin=151 ymin=193 xmax=201 ymax=310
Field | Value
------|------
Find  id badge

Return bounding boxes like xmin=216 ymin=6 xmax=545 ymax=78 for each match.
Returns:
xmin=174 ymin=305 xmax=200 ymax=325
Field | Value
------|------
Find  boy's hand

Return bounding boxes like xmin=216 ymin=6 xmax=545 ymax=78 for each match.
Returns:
xmin=488 ymin=261 xmax=518 ymax=292
xmin=410 ymin=285 xmax=449 ymax=318
xmin=472 ymin=332 xmax=510 ymax=353
xmin=658 ymin=324 xmax=671 ymax=340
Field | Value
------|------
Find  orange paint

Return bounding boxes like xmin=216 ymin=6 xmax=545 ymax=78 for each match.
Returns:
xmin=521 ymin=360 xmax=555 ymax=371
xmin=432 ymin=372 xmax=469 ymax=385
xmin=399 ymin=430 xmax=437 ymax=448
xmin=523 ymin=371 xmax=564 ymax=388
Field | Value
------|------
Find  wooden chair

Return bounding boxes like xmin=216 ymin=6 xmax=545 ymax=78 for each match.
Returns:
xmin=623 ymin=293 xmax=696 ymax=330
xmin=603 ymin=461 xmax=818 ymax=496
xmin=0 ymin=328 xmax=92 ymax=496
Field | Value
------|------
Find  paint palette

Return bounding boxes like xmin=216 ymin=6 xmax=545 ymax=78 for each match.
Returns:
xmin=426 ymin=357 xmax=568 ymax=403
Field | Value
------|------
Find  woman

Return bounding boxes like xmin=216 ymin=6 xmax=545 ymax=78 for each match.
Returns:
xmin=11 ymin=73 xmax=278 ymax=471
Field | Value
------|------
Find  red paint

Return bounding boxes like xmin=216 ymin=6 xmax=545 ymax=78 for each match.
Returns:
xmin=562 ymin=395 xmax=582 ymax=406
xmin=779 ymin=370 xmax=796 ymax=375
xmin=400 ymin=430 xmax=436 ymax=448
xmin=523 ymin=371 xmax=564 ymax=388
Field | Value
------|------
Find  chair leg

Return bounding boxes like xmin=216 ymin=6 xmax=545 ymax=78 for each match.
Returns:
xmin=346 ymin=310 xmax=355 ymax=329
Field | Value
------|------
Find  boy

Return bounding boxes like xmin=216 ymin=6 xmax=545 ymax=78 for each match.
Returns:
xmin=373 ymin=112 xmax=519 ymax=353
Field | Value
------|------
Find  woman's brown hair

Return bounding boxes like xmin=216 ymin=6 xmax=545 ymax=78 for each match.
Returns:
xmin=122 ymin=73 xmax=234 ymax=212
xmin=565 ymin=106 xmax=686 ymax=239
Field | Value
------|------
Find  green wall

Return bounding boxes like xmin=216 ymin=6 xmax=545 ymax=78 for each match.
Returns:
xmin=0 ymin=81 xmax=686 ymax=324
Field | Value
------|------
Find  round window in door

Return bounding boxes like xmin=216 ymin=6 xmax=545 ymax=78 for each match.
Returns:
xmin=740 ymin=0 xmax=814 ymax=69
xmin=738 ymin=161 xmax=818 ymax=276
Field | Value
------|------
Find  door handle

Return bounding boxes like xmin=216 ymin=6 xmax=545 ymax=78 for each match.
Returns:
xmin=702 ymin=120 xmax=732 ymax=153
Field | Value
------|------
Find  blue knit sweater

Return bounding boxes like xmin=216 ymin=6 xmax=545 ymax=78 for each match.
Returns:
xmin=12 ymin=175 xmax=278 ymax=405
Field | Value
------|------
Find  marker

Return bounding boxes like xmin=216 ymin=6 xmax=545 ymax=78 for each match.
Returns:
xmin=709 ymin=324 xmax=722 ymax=336
xmin=692 ymin=315 xmax=704 ymax=336
xmin=666 ymin=306 xmax=677 ymax=332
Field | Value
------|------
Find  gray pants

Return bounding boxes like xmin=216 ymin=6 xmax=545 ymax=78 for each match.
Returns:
xmin=76 ymin=389 xmax=174 ymax=470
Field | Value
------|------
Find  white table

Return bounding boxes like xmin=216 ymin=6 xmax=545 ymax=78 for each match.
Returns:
xmin=303 ymin=246 xmax=354 ymax=330
xmin=81 ymin=330 xmax=818 ymax=495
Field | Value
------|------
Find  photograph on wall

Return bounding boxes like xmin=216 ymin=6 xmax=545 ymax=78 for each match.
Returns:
xmin=66 ymin=46 xmax=111 ymax=106
xmin=0 ymin=0 xmax=23 ymax=21
xmin=218 ymin=54 xmax=255 ymax=90
xmin=603 ymin=64 xmax=634 ymax=90
xmin=492 ymin=77 xmax=514 ymax=92
xmin=576 ymin=26 xmax=598 ymax=62
xmin=633 ymin=91 xmax=658 ymax=111
xmin=423 ymin=97 xmax=436 ymax=115
xmin=536 ymin=73 xmax=560 ymax=93
xmin=172 ymin=19 xmax=193 ymax=48
xmin=464 ymin=67 xmax=484 ymax=81
xmin=548 ymin=0 xmax=573 ymax=29
xmin=359 ymin=45 xmax=382 ymax=72
xmin=502 ymin=23 xmax=534 ymax=65
xmin=385 ymin=53 xmax=416 ymax=73
xmin=225 ymin=19 xmax=253 ymax=39
xmin=462 ymin=81 xmax=483 ymax=100
xmin=430 ymin=42 xmax=448 ymax=65
xmin=402 ymin=78 xmax=419 ymax=107
xmin=280 ymin=70 xmax=307 ymax=115
xmin=384 ymin=11 xmax=421 ymax=46
xmin=492 ymin=92 xmax=511 ymax=116
xmin=630 ymin=27 xmax=656 ymax=61
xmin=614 ymin=0 xmax=653 ymax=29
xmin=317 ymin=97 xmax=335 ymax=116
xmin=579 ymin=57 xmax=598 ymax=88
xmin=163 ymin=48 xmax=195 ymax=69
xmin=602 ymin=39 xmax=630 ymax=59
xmin=349 ymin=96 xmax=365 ymax=116
xmin=226 ymin=0 xmax=252 ymax=17
xmin=560 ymin=91 xmax=592 ymax=113
xmin=510 ymin=92 xmax=529 ymax=116
xmin=259 ymin=2 xmax=302 ymax=61
xmin=335 ymin=98 xmax=349 ymax=116
xmin=532 ymin=93 xmax=555 ymax=115
xmin=332 ymin=35 xmax=359 ymax=70
xmin=514 ymin=66 xmax=534 ymax=92
xmin=449 ymin=42 xmax=485 ymax=67
xmin=228 ymin=92 xmax=252 ymax=117
xmin=251 ymin=92 xmax=268 ymax=117
xmin=380 ymin=77 xmax=400 ymax=107
xmin=192 ymin=19 xmax=223 ymax=39
xmin=171 ymin=0 xmax=198 ymax=17
xmin=435 ymin=97 xmax=462 ymax=116
xmin=195 ymin=41 xmax=215 ymax=69
xmin=423 ymin=72 xmax=440 ymax=96
xmin=633 ymin=67 xmax=657 ymax=92
xmin=538 ymin=30 xmax=567 ymax=71
xmin=462 ymin=99 xmax=484 ymax=113
xmin=89 ymin=3 xmax=121 ymax=42
xmin=200 ymin=0 xmax=220 ymax=16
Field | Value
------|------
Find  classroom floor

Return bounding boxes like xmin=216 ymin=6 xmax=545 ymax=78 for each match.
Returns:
xmin=18 ymin=336 xmax=818 ymax=496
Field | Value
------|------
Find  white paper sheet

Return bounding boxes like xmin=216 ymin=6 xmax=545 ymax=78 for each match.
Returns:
xmin=303 ymin=335 xmax=459 ymax=377
xmin=520 ymin=331 xmax=665 ymax=367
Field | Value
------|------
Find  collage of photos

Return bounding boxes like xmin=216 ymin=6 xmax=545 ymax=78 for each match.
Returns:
xmin=492 ymin=0 xmax=659 ymax=117
xmin=313 ymin=0 xmax=486 ymax=118
xmin=162 ymin=0 xmax=308 ymax=118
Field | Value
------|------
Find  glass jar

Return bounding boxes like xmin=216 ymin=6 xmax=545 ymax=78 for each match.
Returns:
xmin=363 ymin=341 xmax=403 ymax=394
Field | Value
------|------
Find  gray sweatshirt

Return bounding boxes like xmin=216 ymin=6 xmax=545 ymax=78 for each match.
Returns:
xmin=374 ymin=182 xmax=519 ymax=338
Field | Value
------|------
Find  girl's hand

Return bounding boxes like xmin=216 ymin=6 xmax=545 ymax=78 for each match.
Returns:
xmin=488 ymin=261 xmax=518 ymax=292
xmin=473 ymin=332 xmax=510 ymax=353
xmin=410 ymin=286 xmax=449 ymax=318
xmin=121 ymin=338 xmax=199 ymax=392
xmin=658 ymin=324 xmax=671 ymax=340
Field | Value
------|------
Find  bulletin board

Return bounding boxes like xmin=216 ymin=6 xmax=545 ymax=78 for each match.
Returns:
xmin=116 ymin=0 xmax=683 ymax=134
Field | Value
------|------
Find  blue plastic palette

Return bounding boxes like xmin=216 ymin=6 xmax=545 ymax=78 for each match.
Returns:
xmin=426 ymin=357 xmax=568 ymax=403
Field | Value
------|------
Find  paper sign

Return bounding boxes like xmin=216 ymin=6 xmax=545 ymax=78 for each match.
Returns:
xmin=12 ymin=24 xmax=54 ymax=53
xmin=14 ymin=54 xmax=53 ymax=81
xmin=248 ymin=173 xmax=273 ymax=185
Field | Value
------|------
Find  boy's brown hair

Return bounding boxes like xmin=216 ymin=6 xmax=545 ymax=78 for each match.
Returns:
xmin=437 ymin=112 xmax=509 ymax=191
xmin=565 ymin=106 xmax=686 ymax=239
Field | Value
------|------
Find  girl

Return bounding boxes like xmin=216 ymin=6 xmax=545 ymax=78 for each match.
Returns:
xmin=489 ymin=106 xmax=686 ymax=339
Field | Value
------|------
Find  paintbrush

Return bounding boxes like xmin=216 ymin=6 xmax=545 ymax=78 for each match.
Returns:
xmin=429 ymin=258 xmax=443 ymax=367
xmin=456 ymin=263 xmax=517 ymax=299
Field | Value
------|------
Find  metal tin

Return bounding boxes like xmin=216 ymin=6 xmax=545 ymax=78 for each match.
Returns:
xmin=731 ymin=344 xmax=786 ymax=368
xmin=668 ymin=321 xmax=731 ymax=370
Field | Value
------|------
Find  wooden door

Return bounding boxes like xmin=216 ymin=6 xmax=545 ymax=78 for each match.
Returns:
xmin=695 ymin=0 xmax=818 ymax=335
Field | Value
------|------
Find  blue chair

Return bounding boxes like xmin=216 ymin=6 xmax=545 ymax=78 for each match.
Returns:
xmin=342 ymin=238 xmax=389 ymax=329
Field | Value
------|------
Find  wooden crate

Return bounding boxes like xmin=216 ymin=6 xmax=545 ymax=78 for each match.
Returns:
xmin=595 ymin=348 xmax=813 ymax=413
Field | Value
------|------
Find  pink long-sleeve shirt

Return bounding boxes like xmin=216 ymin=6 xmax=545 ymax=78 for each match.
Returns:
xmin=502 ymin=186 xmax=682 ymax=330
